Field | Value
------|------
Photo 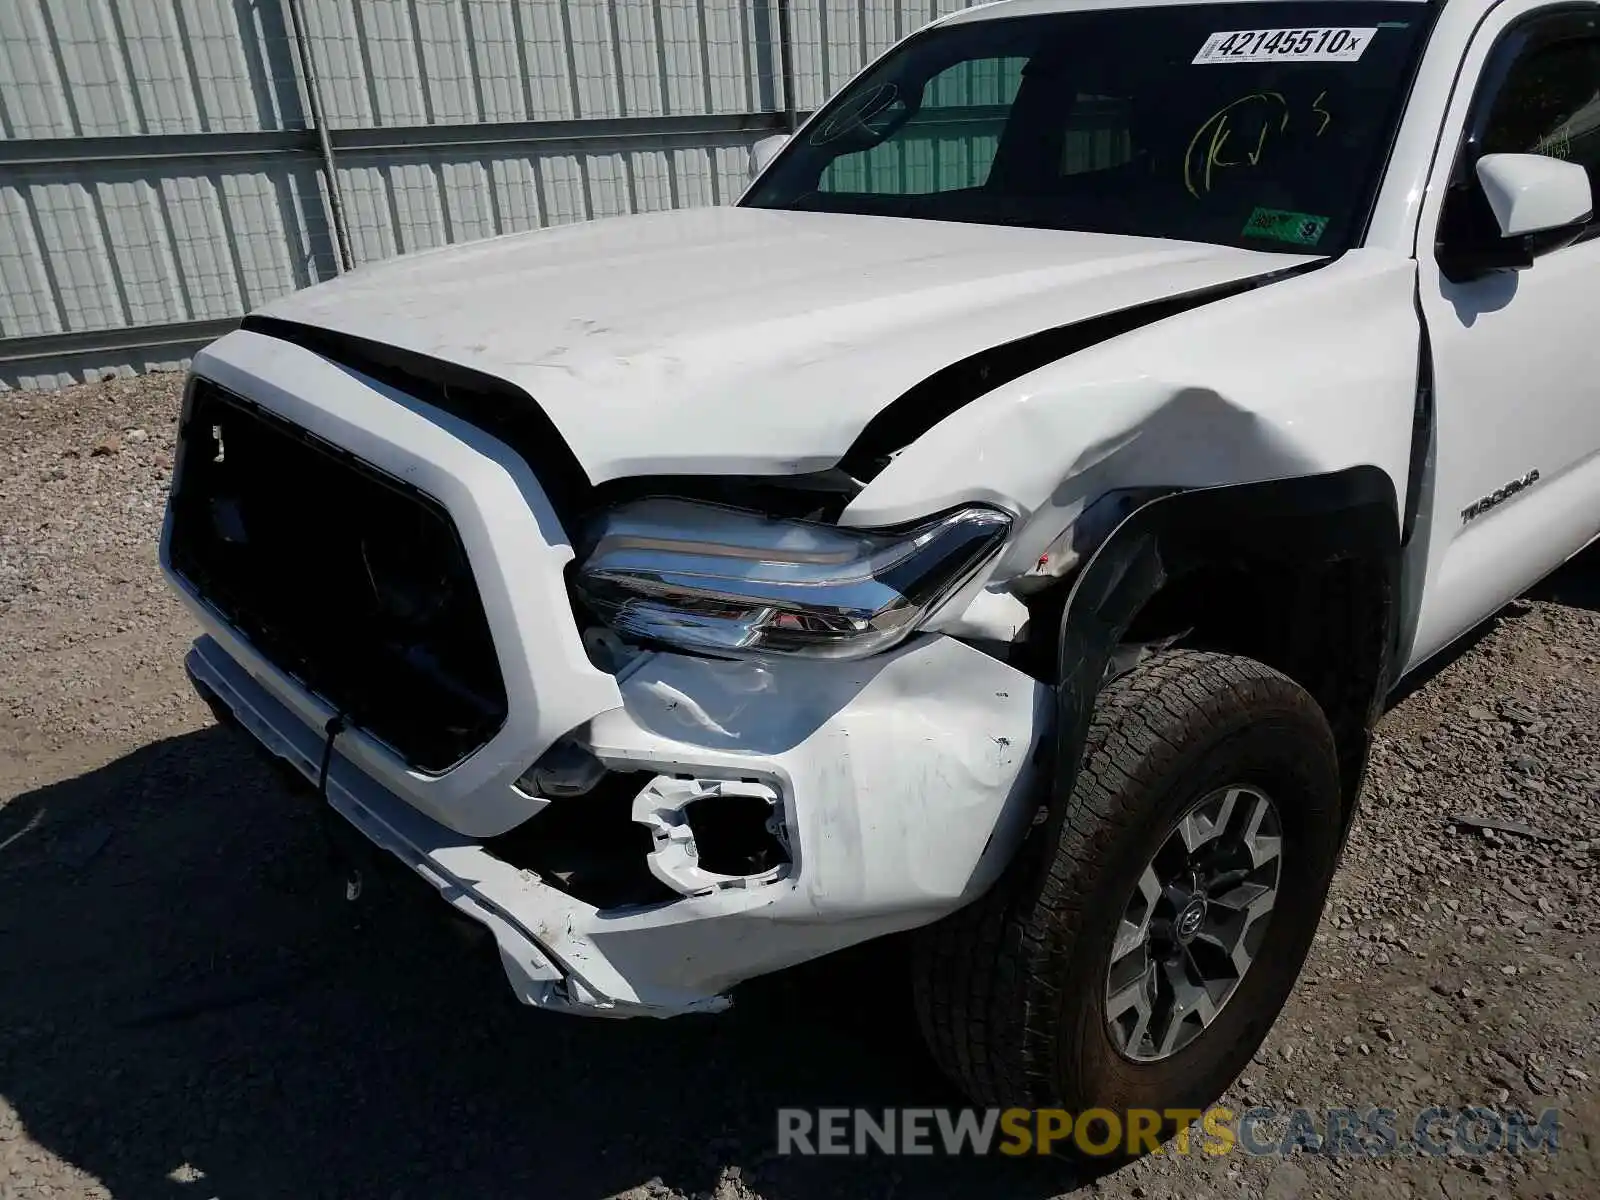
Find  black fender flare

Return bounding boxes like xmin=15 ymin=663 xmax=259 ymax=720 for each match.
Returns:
xmin=1051 ymin=465 xmax=1402 ymax=831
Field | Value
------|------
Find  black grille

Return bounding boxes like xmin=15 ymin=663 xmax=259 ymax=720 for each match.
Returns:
xmin=168 ymin=380 xmax=508 ymax=772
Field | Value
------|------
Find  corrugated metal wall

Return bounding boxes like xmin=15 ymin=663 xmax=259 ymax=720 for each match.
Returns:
xmin=0 ymin=0 xmax=979 ymax=390
xmin=0 ymin=0 xmax=323 ymax=372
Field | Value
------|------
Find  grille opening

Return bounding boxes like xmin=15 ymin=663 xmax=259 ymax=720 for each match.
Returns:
xmin=487 ymin=772 xmax=678 ymax=910
xmin=168 ymin=380 xmax=508 ymax=773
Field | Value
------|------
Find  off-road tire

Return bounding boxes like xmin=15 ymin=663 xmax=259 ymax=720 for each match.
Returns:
xmin=912 ymin=650 xmax=1343 ymax=1147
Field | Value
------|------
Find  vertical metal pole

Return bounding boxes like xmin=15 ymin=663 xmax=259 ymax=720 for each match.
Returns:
xmin=283 ymin=0 xmax=353 ymax=273
xmin=776 ymin=0 xmax=798 ymax=133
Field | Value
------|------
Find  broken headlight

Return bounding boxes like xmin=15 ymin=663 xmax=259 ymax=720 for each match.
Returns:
xmin=573 ymin=498 xmax=1010 ymax=660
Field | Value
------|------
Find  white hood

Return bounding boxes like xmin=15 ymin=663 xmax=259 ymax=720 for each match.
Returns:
xmin=257 ymin=206 xmax=1306 ymax=481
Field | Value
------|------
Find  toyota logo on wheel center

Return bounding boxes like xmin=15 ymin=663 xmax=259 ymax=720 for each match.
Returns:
xmin=1176 ymin=899 xmax=1207 ymax=941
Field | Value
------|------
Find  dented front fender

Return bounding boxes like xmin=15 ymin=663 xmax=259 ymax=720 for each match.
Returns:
xmin=840 ymin=250 xmax=1421 ymax=607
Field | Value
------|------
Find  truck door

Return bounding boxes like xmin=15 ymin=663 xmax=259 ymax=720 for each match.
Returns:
xmin=1407 ymin=4 xmax=1600 ymax=671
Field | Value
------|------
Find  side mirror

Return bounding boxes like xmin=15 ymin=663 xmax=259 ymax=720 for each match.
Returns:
xmin=1438 ymin=153 xmax=1594 ymax=283
xmin=1476 ymin=152 xmax=1592 ymax=238
xmin=749 ymin=134 xmax=791 ymax=179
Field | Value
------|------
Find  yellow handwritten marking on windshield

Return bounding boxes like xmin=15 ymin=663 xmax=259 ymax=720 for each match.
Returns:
xmin=1312 ymin=90 xmax=1332 ymax=135
xmin=1184 ymin=92 xmax=1289 ymax=198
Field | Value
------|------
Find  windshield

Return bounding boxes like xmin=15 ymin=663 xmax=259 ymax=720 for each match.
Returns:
xmin=742 ymin=3 xmax=1434 ymax=253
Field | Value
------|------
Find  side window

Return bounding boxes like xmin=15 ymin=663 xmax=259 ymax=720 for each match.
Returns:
xmin=818 ymin=57 xmax=1025 ymax=195
xmin=1439 ymin=18 xmax=1600 ymax=253
xmin=1480 ymin=36 xmax=1600 ymax=207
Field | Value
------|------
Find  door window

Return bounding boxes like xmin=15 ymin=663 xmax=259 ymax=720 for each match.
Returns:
xmin=1439 ymin=14 xmax=1600 ymax=253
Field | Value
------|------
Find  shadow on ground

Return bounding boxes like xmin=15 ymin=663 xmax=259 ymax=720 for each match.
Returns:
xmin=1387 ymin=540 xmax=1600 ymax=709
xmin=0 ymin=727 xmax=1081 ymax=1200
xmin=1526 ymin=539 xmax=1600 ymax=612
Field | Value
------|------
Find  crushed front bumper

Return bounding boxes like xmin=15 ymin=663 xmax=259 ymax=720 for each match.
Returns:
xmin=186 ymin=630 xmax=1049 ymax=1016
xmin=163 ymin=330 xmax=1051 ymax=1016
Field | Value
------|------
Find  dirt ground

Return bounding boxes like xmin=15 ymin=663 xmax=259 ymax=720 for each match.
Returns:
xmin=1 ymin=374 xmax=1596 ymax=1200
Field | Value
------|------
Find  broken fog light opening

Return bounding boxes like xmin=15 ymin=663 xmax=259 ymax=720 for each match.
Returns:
xmin=683 ymin=790 xmax=789 ymax=876
xmin=572 ymin=498 xmax=1011 ymax=660
xmin=488 ymin=773 xmax=792 ymax=908
xmin=633 ymin=778 xmax=791 ymax=897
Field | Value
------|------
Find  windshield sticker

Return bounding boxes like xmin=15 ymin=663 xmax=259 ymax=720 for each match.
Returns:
xmin=1242 ymin=207 xmax=1329 ymax=246
xmin=1193 ymin=28 xmax=1376 ymax=65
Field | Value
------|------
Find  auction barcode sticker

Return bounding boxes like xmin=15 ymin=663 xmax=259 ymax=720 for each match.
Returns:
xmin=1192 ymin=27 xmax=1377 ymax=64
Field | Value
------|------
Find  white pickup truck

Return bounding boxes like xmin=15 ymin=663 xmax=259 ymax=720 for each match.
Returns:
xmin=161 ymin=0 xmax=1600 ymax=1138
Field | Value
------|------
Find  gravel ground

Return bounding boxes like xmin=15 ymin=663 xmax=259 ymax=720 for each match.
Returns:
xmin=1 ymin=374 xmax=1596 ymax=1200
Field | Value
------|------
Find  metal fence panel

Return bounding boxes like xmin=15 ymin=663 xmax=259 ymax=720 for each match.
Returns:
xmin=0 ymin=0 xmax=984 ymax=389
xmin=329 ymin=135 xmax=749 ymax=266
xmin=0 ymin=0 xmax=81 ymax=139
xmin=2 ymin=158 xmax=340 ymax=329
xmin=0 ymin=0 xmax=306 ymax=138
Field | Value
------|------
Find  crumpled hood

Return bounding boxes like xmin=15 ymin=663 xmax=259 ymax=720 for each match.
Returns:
xmin=257 ymin=205 xmax=1306 ymax=481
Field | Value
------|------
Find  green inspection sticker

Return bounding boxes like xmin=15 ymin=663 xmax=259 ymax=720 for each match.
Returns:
xmin=1242 ymin=206 xmax=1330 ymax=246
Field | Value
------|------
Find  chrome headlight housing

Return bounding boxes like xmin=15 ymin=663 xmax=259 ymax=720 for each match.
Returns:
xmin=573 ymin=498 xmax=1011 ymax=660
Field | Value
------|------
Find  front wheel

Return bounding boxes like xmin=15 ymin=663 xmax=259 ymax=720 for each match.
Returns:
xmin=912 ymin=650 xmax=1343 ymax=1149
